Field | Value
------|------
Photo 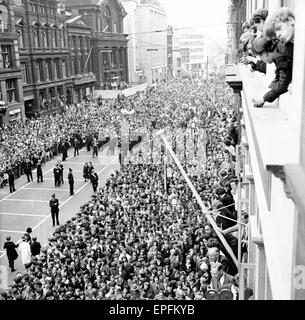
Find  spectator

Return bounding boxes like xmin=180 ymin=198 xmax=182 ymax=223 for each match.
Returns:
xmin=251 ymin=35 xmax=294 ymax=107
xmin=30 ymin=237 xmax=41 ymax=256
xmin=3 ymin=236 xmax=18 ymax=272
xmin=18 ymin=236 xmax=32 ymax=269
xmin=264 ymin=7 xmax=295 ymax=43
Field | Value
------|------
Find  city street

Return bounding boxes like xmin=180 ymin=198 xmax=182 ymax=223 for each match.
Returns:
xmin=0 ymin=145 xmax=119 ymax=287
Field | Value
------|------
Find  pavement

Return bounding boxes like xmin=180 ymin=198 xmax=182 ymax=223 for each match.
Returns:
xmin=0 ymin=145 xmax=120 ymax=289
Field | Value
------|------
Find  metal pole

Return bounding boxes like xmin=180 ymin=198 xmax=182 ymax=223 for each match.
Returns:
xmin=164 ymin=154 xmax=167 ymax=193
xmin=82 ymin=47 xmax=93 ymax=74
xmin=159 ymin=132 xmax=238 ymax=268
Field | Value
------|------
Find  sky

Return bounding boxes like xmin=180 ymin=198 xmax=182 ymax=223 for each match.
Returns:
xmin=160 ymin=0 xmax=229 ymax=52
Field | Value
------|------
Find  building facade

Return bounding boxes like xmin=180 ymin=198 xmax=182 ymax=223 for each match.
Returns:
xmin=167 ymin=25 xmax=173 ymax=78
xmin=226 ymin=0 xmax=305 ymax=300
xmin=0 ymin=0 xmax=24 ymax=125
xmin=63 ymin=0 xmax=129 ymax=89
xmin=13 ymin=0 xmax=75 ymax=117
xmin=122 ymin=0 xmax=167 ymax=85
xmin=172 ymin=28 xmax=205 ymax=75
xmin=66 ymin=15 xmax=96 ymax=102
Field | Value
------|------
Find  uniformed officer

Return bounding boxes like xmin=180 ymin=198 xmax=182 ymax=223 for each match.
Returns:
xmin=68 ymin=168 xmax=74 ymax=196
xmin=53 ymin=164 xmax=61 ymax=187
xmin=49 ymin=194 xmax=59 ymax=227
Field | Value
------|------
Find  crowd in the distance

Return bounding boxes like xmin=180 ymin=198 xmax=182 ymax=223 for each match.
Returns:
xmin=238 ymin=7 xmax=294 ymax=108
xmin=1 ymin=74 xmax=251 ymax=300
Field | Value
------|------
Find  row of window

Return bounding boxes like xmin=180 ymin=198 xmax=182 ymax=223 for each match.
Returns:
xmin=179 ymin=34 xmax=204 ymax=40
xmin=0 ymin=4 xmax=8 ymax=33
xmin=180 ymin=41 xmax=205 ymax=47
xmin=190 ymin=55 xmax=205 ymax=60
xmin=21 ymin=59 xmax=67 ymax=84
xmin=17 ymin=29 xmax=66 ymax=49
xmin=0 ymin=45 xmax=12 ymax=69
xmin=29 ymin=2 xmax=56 ymax=16
xmin=190 ymin=48 xmax=204 ymax=53
xmin=0 ymin=79 xmax=18 ymax=103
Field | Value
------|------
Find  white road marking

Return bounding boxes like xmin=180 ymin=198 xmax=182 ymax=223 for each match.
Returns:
xmin=0 ymin=230 xmax=25 ymax=234
xmin=23 ymin=188 xmax=70 ymax=192
xmin=0 ymin=212 xmax=46 ymax=217
xmin=0 ymin=155 xmax=117 ymax=259
xmin=3 ymin=199 xmax=49 ymax=203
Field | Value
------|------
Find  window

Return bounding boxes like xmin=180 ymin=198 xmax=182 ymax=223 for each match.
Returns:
xmin=33 ymin=31 xmax=39 ymax=48
xmin=71 ymin=59 xmax=75 ymax=76
xmin=52 ymin=32 xmax=57 ymax=48
xmin=62 ymin=60 xmax=66 ymax=78
xmin=59 ymin=32 xmax=64 ymax=48
xmin=35 ymin=61 xmax=43 ymax=82
xmin=46 ymin=60 xmax=52 ymax=80
xmin=103 ymin=6 xmax=112 ymax=33
xmin=30 ymin=3 xmax=36 ymax=13
xmin=6 ymin=79 xmax=16 ymax=102
xmin=0 ymin=4 xmax=9 ymax=33
xmin=0 ymin=45 xmax=12 ymax=69
xmin=44 ymin=61 xmax=49 ymax=81
xmin=42 ymin=31 xmax=48 ymax=47
xmin=55 ymin=59 xmax=60 ymax=78
xmin=17 ymin=29 xmax=24 ymax=48
xmin=21 ymin=62 xmax=28 ymax=83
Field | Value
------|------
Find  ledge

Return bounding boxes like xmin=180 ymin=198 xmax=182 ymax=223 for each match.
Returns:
xmin=239 ymin=65 xmax=299 ymax=168
xmin=249 ymin=216 xmax=264 ymax=246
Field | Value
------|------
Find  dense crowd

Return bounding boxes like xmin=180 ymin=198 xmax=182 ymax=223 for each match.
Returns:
xmin=1 ymin=73 xmax=248 ymax=300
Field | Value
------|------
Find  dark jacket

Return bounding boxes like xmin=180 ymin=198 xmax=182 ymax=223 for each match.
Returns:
xmin=68 ymin=172 xmax=74 ymax=185
xmin=83 ymin=165 xmax=90 ymax=179
xmin=31 ymin=241 xmax=41 ymax=256
xmin=24 ymin=162 xmax=32 ymax=174
xmin=251 ymin=60 xmax=266 ymax=74
xmin=90 ymin=173 xmax=99 ymax=184
xmin=3 ymin=241 xmax=18 ymax=260
xmin=49 ymin=198 xmax=59 ymax=213
xmin=37 ymin=163 xmax=42 ymax=175
xmin=263 ymin=41 xmax=293 ymax=103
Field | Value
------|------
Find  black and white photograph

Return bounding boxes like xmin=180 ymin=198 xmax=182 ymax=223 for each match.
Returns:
xmin=0 ymin=0 xmax=303 ymax=305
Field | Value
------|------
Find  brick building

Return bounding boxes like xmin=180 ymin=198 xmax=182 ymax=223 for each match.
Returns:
xmin=14 ymin=0 xmax=74 ymax=117
xmin=63 ymin=0 xmax=129 ymax=88
xmin=66 ymin=15 xmax=96 ymax=102
xmin=0 ymin=0 xmax=24 ymax=126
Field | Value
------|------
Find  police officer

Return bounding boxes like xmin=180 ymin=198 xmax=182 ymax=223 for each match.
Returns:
xmin=8 ymin=167 xmax=16 ymax=193
xmin=49 ymin=194 xmax=59 ymax=227
xmin=92 ymin=138 xmax=98 ymax=158
xmin=37 ymin=160 xmax=43 ymax=183
xmin=68 ymin=168 xmax=74 ymax=196
xmin=90 ymin=169 xmax=99 ymax=192
xmin=53 ymin=164 xmax=61 ymax=187
xmin=74 ymin=137 xmax=80 ymax=157
xmin=24 ymin=159 xmax=33 ymax=183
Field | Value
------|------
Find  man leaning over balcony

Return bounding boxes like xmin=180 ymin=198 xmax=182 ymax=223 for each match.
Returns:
xmin=251 ymin=36 xmax=293 ymax=108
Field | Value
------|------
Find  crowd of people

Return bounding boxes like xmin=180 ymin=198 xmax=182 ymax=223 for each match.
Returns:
xmin=1 ymin=73 xmax=249 ymax=300
xmin=238 ymin=7 xmax=294 ymax=107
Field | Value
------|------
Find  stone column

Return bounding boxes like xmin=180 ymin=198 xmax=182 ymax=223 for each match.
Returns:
xmin=115 ymin=47 xmax=119 ymax=70
xmin=124 ymin=47 xmax=129 ymax=84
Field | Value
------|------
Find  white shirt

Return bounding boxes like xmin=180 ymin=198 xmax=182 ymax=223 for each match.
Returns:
xmin=18 ymin=241 xmax=31 ymax=265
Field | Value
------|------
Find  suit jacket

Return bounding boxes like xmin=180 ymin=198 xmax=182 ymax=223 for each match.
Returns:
xmin=3 ymin=241 xmax=18 ymax=260
xmin=68 ymin=172 xmax=74 ymax=185
xmin=49 ymin=198 xmax=59 ymax=213
xmin=263 ymin=41 xmax=293 ymax=103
